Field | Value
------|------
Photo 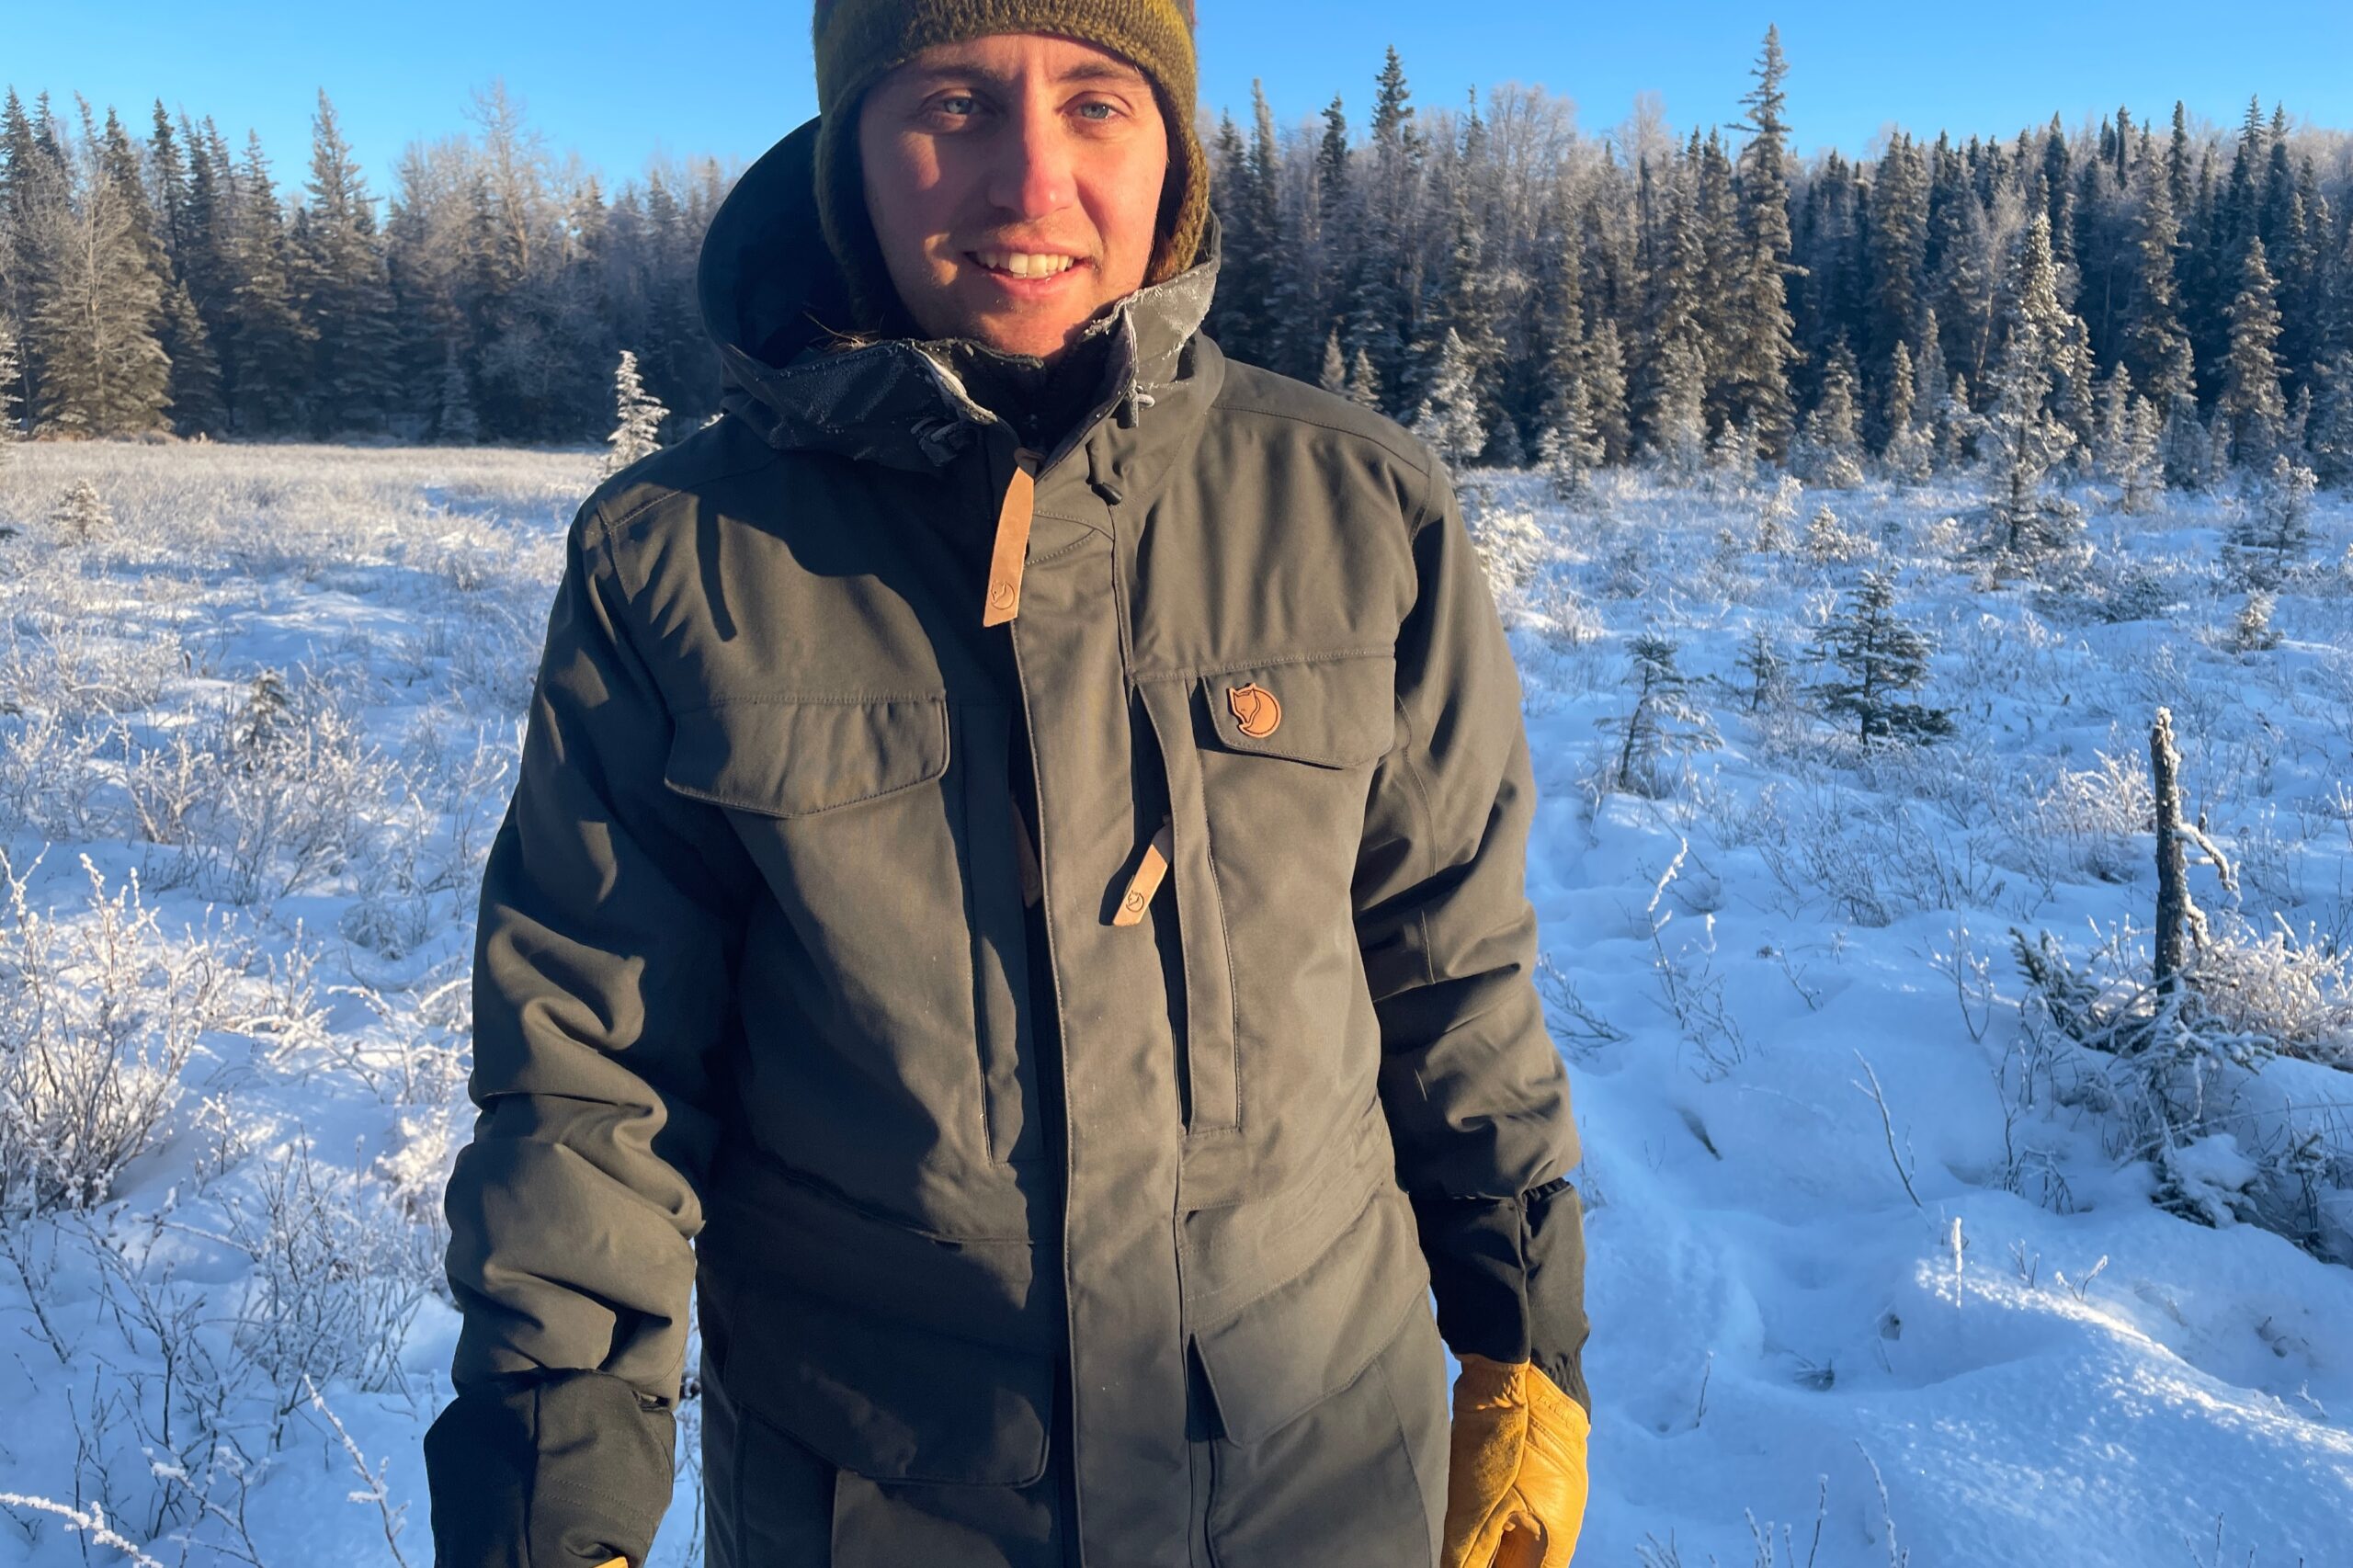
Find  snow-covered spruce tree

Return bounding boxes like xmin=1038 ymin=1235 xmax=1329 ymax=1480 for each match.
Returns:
xmin=299 ymin=91 xmax=401 ymax=437
xmin=2094 ymin=362 xmax=2134 ymax=479
xmin=2120 ymin=395 xmax=2165 ymax=516
xmin=1723 ymin=27 xmax=1801 ymax=460
xmin=1752 ymin=472 xmax=1802 ymax=552
xmin=1881 ymin=339 xmax=1933 ymax=483
xmin=1601 ymin=633 xmax=1719 ymax=796
xmin=1794 ymin=341 xmax=1865 ymax=487
xmin=2310 ymin=351 xmax=2353 ymax=490
xmin=2229 ymin=590 xmax=2281 ymax=653
xmin=1585 ymin=321 xmax=1631 ymax=467
xmin=1813 ymin=571 xmax=1955 ymax=745
xmin=2220 ymin=236 xmax=2289 ymax=473
xmin=23 ymin=105 xmax=174 ymax=437
xmin=51 ymin=479 xmax=113 ymax=544
xmin=216 ymin=130 xmax=318 ymax=435
xmin=1534 ymin=382 xmax=1603 ymax=502
xmin=1649 ymin=332 xmax=1709 ymax=479
xmin=2225 ymin=454 xmax=2316 ymax=586
xmin=0 ymin=316 xmax=20 ymax=452
xmin=1319 ymin=329 xmax=1347 ymax=396
xmin=1912 ymin=310 xmax=1952 ymax=456
xmin=2162 ymin=388 xmax=2211 ymax=491
xmin=1710 ymin=415 xmax=1762 ymax=491
xmin=2124 ymin=135 xmax=2196 ymax=415
xmin=435 ymin=343 xmax=480 ymax=445
xmin=1979 ymin=214 xmax=2087 ymax=573
xmin=1345 ymin=347 xmax=1382 ymax=412
xmin=1802 ymin=501 xmax=1868 ymax=564
xmin=1410 ymin=329 xmax=1487 ymax=471
xmin=603 ymin=349 xmax=668 ymax=476
xmin=1734 ymin=625 xmax=1791 ymax=712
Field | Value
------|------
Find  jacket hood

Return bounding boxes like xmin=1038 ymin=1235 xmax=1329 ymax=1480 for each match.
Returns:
xmin=696 ymin=115 xmax=1222 ymax=474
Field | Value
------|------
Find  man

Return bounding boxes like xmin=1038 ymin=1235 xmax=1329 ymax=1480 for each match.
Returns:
xmin=424 ymin=3 xmax=1591 ymax=1565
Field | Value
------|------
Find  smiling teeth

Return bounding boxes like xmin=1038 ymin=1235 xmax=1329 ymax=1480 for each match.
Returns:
xmin=976 ymin=251 xmax=1076 ymax=278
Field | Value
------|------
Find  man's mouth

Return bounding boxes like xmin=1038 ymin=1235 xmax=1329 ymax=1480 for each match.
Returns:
xmin=968 ymin=249 xmax=1086 ymax=279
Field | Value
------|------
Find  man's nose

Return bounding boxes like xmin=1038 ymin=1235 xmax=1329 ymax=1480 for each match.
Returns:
xmin=986 ymin=96 xmax=1075 ymax=221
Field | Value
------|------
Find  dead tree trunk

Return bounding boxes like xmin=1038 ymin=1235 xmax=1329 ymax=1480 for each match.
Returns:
xmin=2151 ymin=706 xmax=2188 ymax=1001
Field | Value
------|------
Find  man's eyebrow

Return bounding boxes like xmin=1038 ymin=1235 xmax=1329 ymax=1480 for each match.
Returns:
xmin=1051 ymin=59 xmax=1148 ymax=85
xmin=898 ymin=57 xmax=1149 ymax=90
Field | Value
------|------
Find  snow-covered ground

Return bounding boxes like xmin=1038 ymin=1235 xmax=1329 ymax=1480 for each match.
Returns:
xmin=0 ymin=439 xmax=2347 ymax=1567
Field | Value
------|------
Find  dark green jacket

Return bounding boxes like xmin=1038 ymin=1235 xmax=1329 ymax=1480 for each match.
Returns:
xmin=425 ymin=114 xmax=1588 ymax=1567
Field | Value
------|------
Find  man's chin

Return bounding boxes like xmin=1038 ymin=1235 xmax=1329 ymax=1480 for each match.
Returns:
xmin=931 ymin=300 xmax=1103 ymax=362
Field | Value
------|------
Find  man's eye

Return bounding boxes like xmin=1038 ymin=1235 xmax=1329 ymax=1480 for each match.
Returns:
xmin=934 ymin=95 xmax=976 ymax=118
xmin=1074 ymin=100 xmax=1118 ymax=121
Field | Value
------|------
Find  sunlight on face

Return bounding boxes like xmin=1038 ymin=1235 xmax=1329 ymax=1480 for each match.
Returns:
xmin=856 ymin=32 xmax=1170 ymax=361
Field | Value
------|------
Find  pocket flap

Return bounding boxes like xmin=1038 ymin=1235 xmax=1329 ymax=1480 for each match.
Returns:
xmin=1189 ymin=1177 xmax=1429 ymax=1445
xmin=663 ymin=698 xmax=949 ymax=817
xmin=1197 ymin=652 xmax=1397 ymax=767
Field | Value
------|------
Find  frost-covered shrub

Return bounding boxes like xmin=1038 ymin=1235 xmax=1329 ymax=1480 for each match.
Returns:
xmin=2013 ymin=913 xmax=2353 ymax=1260
xmin=1524 ymin=569 xmax=1608 ymax=649
xmin=129 ymin=669 xmax=390 ymax=904
xmin=0 ymin=854 xmax=234 ymax=1214
xmin=221 ymin=1136 xmax=441 ymax=1398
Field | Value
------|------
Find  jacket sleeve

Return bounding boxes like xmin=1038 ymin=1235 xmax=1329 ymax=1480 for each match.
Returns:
xmin=426 ymin=504 xmax=754 ymax=1566
xmin=1354 ymin=449 xmax=1592 ymax=1415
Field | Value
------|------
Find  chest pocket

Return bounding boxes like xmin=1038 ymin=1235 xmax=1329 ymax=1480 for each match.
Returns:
xmin=662 ymin=697 xmax=950 ymax=816
xmin=661 ymin=695 xmax=1042 ymax=1182
xmin=1135 ymin=652 xmax=1395 ymax=1142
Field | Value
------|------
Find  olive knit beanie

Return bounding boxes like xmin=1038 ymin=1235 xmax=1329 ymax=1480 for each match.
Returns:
xmin=810 ymin=0 xmax=1211 ymax=330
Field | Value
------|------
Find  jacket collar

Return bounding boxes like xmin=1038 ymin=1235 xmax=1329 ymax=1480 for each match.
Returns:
xmin=696 ymin=115 xmax=1222 ymax=477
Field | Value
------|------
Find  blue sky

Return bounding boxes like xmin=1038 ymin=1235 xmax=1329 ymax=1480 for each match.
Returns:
xmin=10 ymin=1 xmax=2352 ymax=194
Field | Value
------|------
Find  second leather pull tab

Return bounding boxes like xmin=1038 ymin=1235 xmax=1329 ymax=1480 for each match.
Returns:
xmin=983 ymin=448 xmax=1041 ymax=627
xmin=1112 ymin=817 xmax=1175 ymax=927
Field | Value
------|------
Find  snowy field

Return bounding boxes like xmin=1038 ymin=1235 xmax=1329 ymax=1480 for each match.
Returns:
xmin=0 ymin=438 xmax=2347 ymax=1567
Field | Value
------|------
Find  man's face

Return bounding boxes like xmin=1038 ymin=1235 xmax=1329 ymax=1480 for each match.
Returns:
xmin=856 ymin=31 xmax=1170 ymax=361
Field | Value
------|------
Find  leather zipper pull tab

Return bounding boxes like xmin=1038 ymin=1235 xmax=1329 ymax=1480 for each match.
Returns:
xmin=983 ymin=447 xmax=1042 ymax=627
xmin=1112 ymin=815 xmax=1176 ymax=928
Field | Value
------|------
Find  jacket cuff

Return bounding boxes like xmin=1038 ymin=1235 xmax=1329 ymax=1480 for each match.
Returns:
xmin=1412 ymin=1175 xmax=1592 ymax=1415
xmin=425 ymin=1368 xmax=676 ymax=1568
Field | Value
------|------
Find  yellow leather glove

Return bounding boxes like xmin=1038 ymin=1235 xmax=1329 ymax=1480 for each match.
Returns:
xmin=595 ymin=1559 xmax=629 ymax=1568
xmin=1439 ymin=1354 xmax=1591 ymax=1568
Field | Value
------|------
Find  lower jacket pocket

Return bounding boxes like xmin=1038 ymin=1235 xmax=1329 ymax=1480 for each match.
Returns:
xmin=1200 ymin=1296 xmax=1449 ymax=1568
xmin=1187 ymin=1172 xmax=1431 ymax=1446
xmin=697 ymin=1146 xmax=1055 ymax=1487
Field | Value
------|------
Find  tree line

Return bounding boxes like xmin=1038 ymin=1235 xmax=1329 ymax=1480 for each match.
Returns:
xmin=1204 ymin=28 xmax=2353 ymax=494
xmin=3 ymin=32 xmax=2351 ymax=493
xmin=0 ymin=82 xmax=728 ymax=447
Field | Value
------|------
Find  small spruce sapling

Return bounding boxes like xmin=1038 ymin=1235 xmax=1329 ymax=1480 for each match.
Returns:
xmin=1813 ymin=571 xmax=1955 ymax=744
xmin=1602 ymin=634 xmax=1720 ymax=795
xmin=1802 ymin=501 xmax=1867 ymax=564
xmin=2228 ymin=591 xmax=2281 ymax=653
xmin=2119 ymin=394 xmax=2165 ymax=516
xmin=1753 ymin=473 xmax=1802 ymax=552
xmin=2225 ymin=454 xmax=2316 ymax=587
xmin=1734 ymin=626 xmax=1790 ymax=712
xmin=52 ymin=481 xmax=113 ymax=544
